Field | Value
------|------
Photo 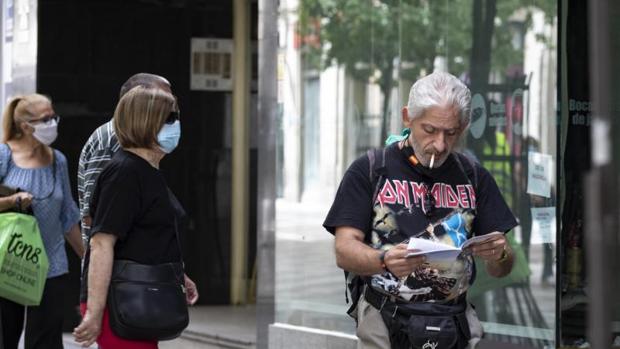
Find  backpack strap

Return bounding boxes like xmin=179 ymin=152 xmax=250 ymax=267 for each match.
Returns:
xmin=367 ymin=147 xmax=387 ymax=205
xmin=343 ymin=147 xmax=388 ymax=311
xmin=453 ymin=152 xmax=479 ymax=214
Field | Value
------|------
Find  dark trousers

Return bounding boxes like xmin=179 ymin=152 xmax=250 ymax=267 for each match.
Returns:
xmin=0 ymin=274 xmax=68 ymax=349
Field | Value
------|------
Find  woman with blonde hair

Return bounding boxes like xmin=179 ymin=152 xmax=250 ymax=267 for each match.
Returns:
xmin=74 ymin=86 xmax=198 ymax=349
xmin=0 ymin=94 xmax=84 ymax=349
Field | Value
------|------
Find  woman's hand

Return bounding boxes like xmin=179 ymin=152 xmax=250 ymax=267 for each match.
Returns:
xmin=11 ymin=192 xmax=33 ymax=211
xmin=73 ymin=309 xmax=103 ymax=347
xmin=184 ymin=274 xmax=199 ymax=305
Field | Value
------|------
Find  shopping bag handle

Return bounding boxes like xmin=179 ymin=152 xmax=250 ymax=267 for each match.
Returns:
xmin=15 ymin=196 xmax=23 ymax=214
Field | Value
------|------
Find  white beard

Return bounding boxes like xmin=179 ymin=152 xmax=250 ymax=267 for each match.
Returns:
xmin=409 ymin=137 xmax=449 ymax=168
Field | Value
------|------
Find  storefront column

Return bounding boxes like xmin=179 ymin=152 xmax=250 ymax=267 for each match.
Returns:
xmin=256 ymin=0 xmax=278 ymax=347
xmin=586 ymin=0 xmax=617 ymax=347
xmin=231 ymin=0 xmax=251 ymax=305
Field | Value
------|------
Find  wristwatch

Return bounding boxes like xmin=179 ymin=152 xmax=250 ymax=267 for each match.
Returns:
xmin=378 ymin=250 xmax=388 ymax=271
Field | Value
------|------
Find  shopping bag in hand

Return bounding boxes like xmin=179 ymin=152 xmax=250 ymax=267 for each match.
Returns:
xmin=0 ymin=212 xmax=49 ymax=305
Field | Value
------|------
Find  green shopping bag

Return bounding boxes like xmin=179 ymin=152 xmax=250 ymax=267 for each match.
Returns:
xmin=0 ymin=212 xmax=49 ymax=306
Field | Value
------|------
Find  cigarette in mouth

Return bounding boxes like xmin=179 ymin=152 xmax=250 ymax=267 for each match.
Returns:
xmin=429 ymin=154 xmax=435 ymax=169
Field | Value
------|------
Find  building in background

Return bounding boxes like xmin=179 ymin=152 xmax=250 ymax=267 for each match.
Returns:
xmin=0 ymin=0 xmax=38 ymax=104
xmin=0 ymin=0 xmax=260 ymax=336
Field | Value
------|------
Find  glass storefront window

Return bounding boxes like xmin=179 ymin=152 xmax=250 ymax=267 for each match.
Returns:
xmin=276 ymin=1 xmax=557 ymax=346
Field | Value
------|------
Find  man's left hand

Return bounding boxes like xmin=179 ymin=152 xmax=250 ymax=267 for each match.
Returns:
xmin=184 ymin=274 xmax=199 ymax=305
xmin=468 ymin=234 xmax=507 ymax=263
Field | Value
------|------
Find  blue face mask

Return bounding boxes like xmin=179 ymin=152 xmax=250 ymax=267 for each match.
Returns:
xmin=157 ymin=120 xmax=181 ymax=153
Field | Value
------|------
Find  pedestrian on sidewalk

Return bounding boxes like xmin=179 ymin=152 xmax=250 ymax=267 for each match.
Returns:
xmin=74 ymin=81 xmax=198 ymax=348
xmin=0 ymin=94 xmax=85 ymax=349
xmin=76 ymin=73 xmax=198 ymax=319
xmin=77 ymin=73 xmax=175 ymax=241
xmin=323 ymin=71 xmax=518 ymax=349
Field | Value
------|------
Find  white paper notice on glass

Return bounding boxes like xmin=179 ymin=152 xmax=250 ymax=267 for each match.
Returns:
xmin=530 ymin=207 xmax=556 ymax=244
xmin=527 ymin=151 xmax=553 ymax=198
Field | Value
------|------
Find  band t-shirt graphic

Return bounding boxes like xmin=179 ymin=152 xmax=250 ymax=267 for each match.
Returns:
xmin=324 ymin=143 xmax=517 ymax=303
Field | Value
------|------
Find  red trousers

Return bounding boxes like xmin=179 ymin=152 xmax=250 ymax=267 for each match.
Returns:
xmin=80 ymin=303 xmax=158 ymax=349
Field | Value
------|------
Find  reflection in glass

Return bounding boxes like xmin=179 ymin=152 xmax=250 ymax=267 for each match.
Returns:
xmin=277 ymin=0 xmax=557 ymax=347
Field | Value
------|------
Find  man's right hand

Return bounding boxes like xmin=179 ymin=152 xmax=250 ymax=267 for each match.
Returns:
xmin=383 ymin=244 xmax=427 ymax=278
xmin=335 ymin=227 xmax=427 ymax=277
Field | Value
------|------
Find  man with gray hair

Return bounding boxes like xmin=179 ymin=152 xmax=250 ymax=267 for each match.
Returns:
xmin=323 ymin=71 xmax=517 ymax=348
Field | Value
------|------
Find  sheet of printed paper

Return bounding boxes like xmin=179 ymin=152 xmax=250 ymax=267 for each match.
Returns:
xmin=527 ymin=151 xmax=553 ymax=198
xmin=406 ymin=232 xmax=504 ymax=261
xmin=530 ymin=207 xmax=556 ymax=244
xmin=461 ymin=231 xmax=504 ymax=250
xmin=406 ymin=238 xmax=459 ymax=256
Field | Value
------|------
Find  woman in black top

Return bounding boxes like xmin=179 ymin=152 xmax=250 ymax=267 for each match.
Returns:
xmin=73 ymin=86 xmax=198 ymax=348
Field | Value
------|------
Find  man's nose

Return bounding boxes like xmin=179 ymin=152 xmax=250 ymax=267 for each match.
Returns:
xmin=433 ymin=133 xmax=447 ymax=153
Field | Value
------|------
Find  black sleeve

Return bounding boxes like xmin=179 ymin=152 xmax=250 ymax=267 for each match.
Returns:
xmin=473 ymin=165 xmax=519 ymax=236
xmin=91 ymin=165 xmax=140 ymax=241
xmin=323 ymin=154 xmax=374 ymax=236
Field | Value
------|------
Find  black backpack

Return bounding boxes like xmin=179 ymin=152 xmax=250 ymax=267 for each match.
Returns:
xmin=343 ymin=147 xmax=478 ymax=322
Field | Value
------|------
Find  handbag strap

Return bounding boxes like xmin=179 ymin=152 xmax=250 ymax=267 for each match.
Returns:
xmin=173 ymin=217 xmax=184 ymax=267
xmin=167 ymin=187 xmax=185 ymax=267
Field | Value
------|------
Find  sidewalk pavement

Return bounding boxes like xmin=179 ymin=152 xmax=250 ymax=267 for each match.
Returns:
xmin=57 ymin=305 xmax=257 ymax=349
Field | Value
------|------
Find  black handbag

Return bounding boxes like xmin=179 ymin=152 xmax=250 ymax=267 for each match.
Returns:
xmin=107 ymin=259 xmax=189 ymax=340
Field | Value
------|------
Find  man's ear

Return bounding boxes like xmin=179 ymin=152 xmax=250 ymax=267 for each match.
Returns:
xmin=402 ymin=107 xmax=412 ymax=128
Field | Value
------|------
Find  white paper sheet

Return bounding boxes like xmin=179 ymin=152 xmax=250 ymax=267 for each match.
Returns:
xmin=406 ymin=232 xmax=504 ymax=261
xmin=527 ymin=151 xmax=553 ymax=198
xmin=530 ymin=207 xmax=556 ymax=244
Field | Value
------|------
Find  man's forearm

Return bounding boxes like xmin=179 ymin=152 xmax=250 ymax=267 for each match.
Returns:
xmin=335 ymin=236 xmax=384 ymax=276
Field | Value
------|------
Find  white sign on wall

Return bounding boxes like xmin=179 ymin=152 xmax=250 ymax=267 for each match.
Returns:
xmin=527 ymin=151 xmax=553 ymax=198
xmin=190 ymin=38 xmax=233 ymax=91
xmin=531 ymin=207 xmax=556 ymax=244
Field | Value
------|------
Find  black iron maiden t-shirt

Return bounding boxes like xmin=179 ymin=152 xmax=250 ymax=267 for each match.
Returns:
xmin=323 ymin=143 xmax=517 ymax=303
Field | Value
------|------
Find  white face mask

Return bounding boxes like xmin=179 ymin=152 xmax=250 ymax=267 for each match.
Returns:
xmin=28 ymin=118 xmax=58 ymax=145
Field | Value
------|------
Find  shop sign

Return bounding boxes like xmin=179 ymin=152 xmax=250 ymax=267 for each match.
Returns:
xmin=190 ymin=38 xmax=233 ymax=91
